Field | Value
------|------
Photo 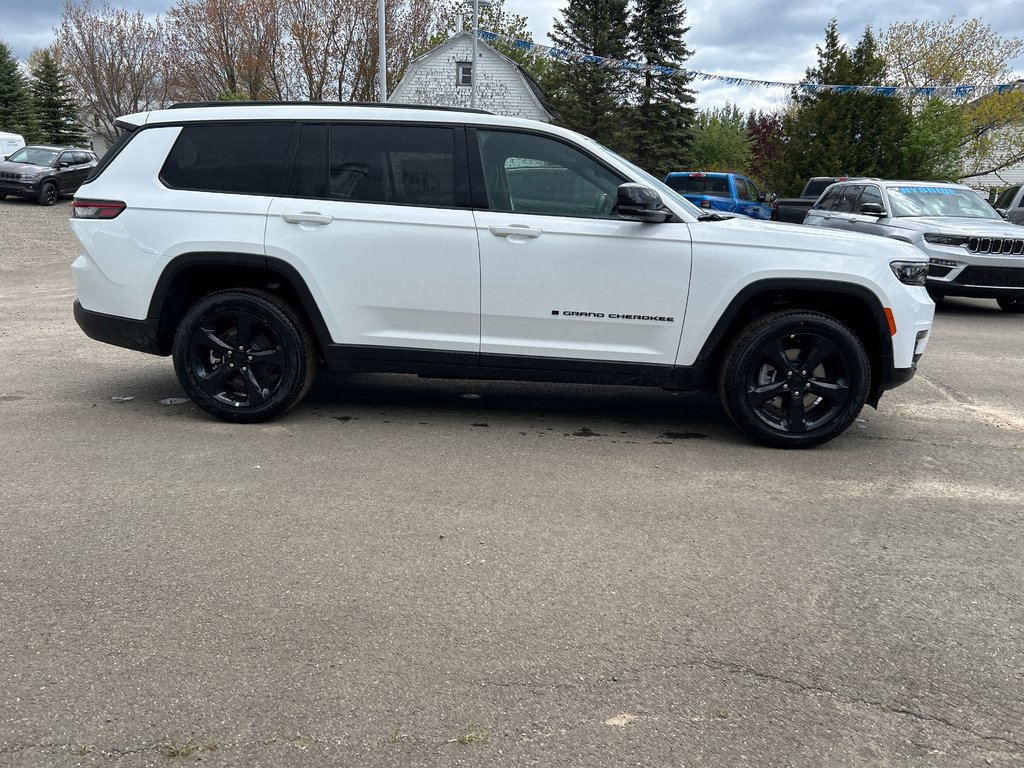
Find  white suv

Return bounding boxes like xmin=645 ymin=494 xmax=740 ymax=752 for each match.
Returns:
xmin=71 ymin=103 xmax=934 ymax=447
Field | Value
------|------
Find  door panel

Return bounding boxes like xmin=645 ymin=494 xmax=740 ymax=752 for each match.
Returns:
xmin=473 ymin=129 xmax=690 ymax=365
xmin=265 ymin=122 xmax=480 ymax=354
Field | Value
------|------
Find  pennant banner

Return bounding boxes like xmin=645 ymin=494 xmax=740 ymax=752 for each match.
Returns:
xmin=478 ymin=29 xmax=1023 ymax=99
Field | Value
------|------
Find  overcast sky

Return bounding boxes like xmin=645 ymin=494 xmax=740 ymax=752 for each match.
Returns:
xmin=4 ymin=0 xmax=1023 ymax=112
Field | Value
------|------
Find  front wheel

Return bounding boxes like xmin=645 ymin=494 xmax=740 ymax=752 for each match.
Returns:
xmin=718 ymin=311 xmax=870 ymax=448
xmin=172 ymin=290 xmax=317 ymax=423
xmin=997 ymin=297 xmax=1024 ymax=313
xmin=37 ymin=181 xmax=58 ymax=206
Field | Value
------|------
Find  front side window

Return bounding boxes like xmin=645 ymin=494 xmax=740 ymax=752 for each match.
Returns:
xmin=860 ymin=185 xmax=883 ymax=210
xmin=161 ymin=123 xmax=292 ymax=195
xmin=477 ymin=130 xmax=624 ymax=218
xmin=994 ymin=184 xmax=1022 ymax=209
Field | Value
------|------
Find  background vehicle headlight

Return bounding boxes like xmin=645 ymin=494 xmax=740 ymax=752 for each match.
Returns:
xmin=890 ymin=261 xmax=929 ymax=285
xmin=19 ymin=170 xmax=43 ymax=180
xmin=923 ymin=233 xmax=968 ymax=247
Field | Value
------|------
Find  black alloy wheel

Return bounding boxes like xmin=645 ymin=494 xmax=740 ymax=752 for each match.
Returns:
xmin=37 ymin=181 xmax=58 ymax=206
xmin=719 ymin=311 xmax=870 ymax=448
xmin=172 ymin=290 xmax=317 ymax=422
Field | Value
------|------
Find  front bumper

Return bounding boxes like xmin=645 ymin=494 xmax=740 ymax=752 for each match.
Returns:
xmin=0 ymin=179 xmax=42 ymax=198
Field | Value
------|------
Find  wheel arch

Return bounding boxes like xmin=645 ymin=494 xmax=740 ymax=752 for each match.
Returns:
xmin=693 ymin=278 xmax=894 ymax=407
xmin=147 ymin=252 xmax=331 ymax=357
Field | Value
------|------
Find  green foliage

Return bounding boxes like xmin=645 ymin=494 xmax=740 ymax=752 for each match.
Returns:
xmin=901 ymin=99 xmax=967 ymax=180
xmin=0 ymin=39 xmax=37 ymax=139
xmin=541 ymin=0 xmax=632 ymax=148
xmin=688 ymin=104 xmax=750 ymax=172
xmin=620 ymin=0 xmax=696 ymax=175
xmin=772 ymin=20 xmax=911 ymax=194
xmin=29 ymin=49 xmax=89 ymax=147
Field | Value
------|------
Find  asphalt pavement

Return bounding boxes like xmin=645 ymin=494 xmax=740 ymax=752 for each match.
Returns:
xmin=1 ymin=197 xmax=1022 ymax=767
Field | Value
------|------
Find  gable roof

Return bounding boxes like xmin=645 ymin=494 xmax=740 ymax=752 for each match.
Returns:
xmin=390 ymin=31 xmax=557 ymax=122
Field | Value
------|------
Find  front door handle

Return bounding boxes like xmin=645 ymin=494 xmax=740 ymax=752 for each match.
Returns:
xmin=488 ymin=225 xmax=542 ymax=239
xmin=281 ymin=212 xmax=334 ymax=225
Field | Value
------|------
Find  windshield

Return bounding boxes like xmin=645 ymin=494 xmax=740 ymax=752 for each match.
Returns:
xmin=886 ymin=185 xmax=1002 ymax=220
xmin=5 ymin=147 xmax=59 ymax=166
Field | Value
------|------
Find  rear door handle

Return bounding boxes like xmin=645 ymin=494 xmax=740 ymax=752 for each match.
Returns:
xmin=281 ymin=212 xmax=334 ymax=225
xmin=488 ymin=225 xmax=542 ymax=239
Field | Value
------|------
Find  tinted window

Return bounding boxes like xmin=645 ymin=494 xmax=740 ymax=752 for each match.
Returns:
xmin=161 ymin=123 xmax=292 ymax=195
xmin=665 ymin=175 xmax=729 ymax=196
xmin=814 ymin=186 xmax=841 ymax=210
xmin=289 ymin=124 xmax=328 ymax=198
xmin=860 ymin=185 xmax=883 ymax=210
xmin=328 ymin=124 xmax=455 ymax=206
xmin=478 ymin=130 xmax=623 ymax=218
xmin=832 ymin=185 xmax=864 ymax=213
xmin=995 ymin=184 xmax=1021 ymax=209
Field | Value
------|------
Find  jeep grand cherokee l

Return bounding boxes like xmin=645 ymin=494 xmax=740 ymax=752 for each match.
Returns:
xmin=69 ymin=103 xmax=934 ymax=448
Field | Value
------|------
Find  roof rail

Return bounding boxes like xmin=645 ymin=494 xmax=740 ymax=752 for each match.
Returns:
xmin=166 ymin=101 xmax=494 ymax=115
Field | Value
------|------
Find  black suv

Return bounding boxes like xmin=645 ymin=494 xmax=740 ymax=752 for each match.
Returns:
xmin=0 ymin=145 xmax=98 ymax=205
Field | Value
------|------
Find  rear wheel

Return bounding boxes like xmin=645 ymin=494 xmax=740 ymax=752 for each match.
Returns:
xmin=997 ymin=297 xmax=1024 ymax=313
xmin=37 ymin=181 xmax=58 ymax=206
xmin=718 ymin=311 xmax=870 ymax=448
xmin=172 ymin=289 xmax=317 ymax=422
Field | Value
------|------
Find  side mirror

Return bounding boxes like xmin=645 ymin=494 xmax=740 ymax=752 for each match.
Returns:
xmin=860 ymin=202 xmax=885 ymax=216
xmin=761 ymin=191 xmax=778 ymax=204
xmin=616 ymin=183 xmax=669 ymax=223
xmin=59 ymin=161 xmax=71 ymax=168
xmin=994 ymin=207 xmax=1009 ymax=220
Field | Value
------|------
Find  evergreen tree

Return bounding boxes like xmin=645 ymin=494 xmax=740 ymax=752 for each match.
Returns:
xmin=774 ymin=20 xmax=910 ymax=194
xmin=623 ymin=0 xmax=696 ymax=175
xmin=29 ymin=49 xmax=88 ymax=147
xmin=688 ymin=104 xmax=750 ymax=172
xmin=542 ymin=0 xmax=632 ymax=149
xmin=0 ymin=40 xmax=37 ymax=139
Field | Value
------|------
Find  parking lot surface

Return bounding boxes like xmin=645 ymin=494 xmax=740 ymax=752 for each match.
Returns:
xmin=1 ymin=197 xmax=1022 ymax=767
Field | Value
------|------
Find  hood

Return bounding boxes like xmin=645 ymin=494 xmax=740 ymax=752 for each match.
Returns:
xmin=693 ymin=214 xmax=925 ymax=261
xmin=0 ymin=160 xmax=49 ymax=173
xmin=883 ymin=216 xmax=1022 ymax=237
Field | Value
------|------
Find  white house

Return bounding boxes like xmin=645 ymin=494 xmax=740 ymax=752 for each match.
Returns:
xmin=390 ymin=31 xmax=556 ymax=122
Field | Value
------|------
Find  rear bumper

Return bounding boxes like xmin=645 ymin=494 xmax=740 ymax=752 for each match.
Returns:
xmin=74 ymin=300 xmax=164 ymax=355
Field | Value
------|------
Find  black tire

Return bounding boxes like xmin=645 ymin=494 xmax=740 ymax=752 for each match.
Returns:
xmin=718 ymin=311 xmax=870 ymax=448
xmin=997 ymin=297 xmax=1024 ymax=313
xmin=37 ymin=181 xmax=58 ymax=206
xmin=172 ymin=289 xmax=317 ymax=423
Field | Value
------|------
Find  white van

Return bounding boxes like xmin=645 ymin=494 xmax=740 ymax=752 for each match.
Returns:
xmin=1 ymin=131 xmax=26 ymax=159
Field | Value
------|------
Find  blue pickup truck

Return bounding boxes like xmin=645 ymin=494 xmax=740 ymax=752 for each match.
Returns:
xmin=663 ymin=171 xmax=774 ymax=219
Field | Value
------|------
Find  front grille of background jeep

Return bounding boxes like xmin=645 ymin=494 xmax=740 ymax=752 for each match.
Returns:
xmin=0 ymin=171 xmax=21 ymax=181
xmin=967 ymin=236 xmax=1024 ymax=255
xmin=956 ymin=266 xmax=1024 ymax=288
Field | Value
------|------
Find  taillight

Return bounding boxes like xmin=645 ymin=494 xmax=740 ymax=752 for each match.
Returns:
xmin=700 ymin=199 xmax=711 ymax=208
xmin=72 ymin=200 xmax=126 ymax=219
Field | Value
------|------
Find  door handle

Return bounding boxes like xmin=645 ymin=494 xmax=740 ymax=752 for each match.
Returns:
xmin=281 ymin=212 xmax=334 ymax=225
xmin=488 ymin=225 xmax=542 ymax=239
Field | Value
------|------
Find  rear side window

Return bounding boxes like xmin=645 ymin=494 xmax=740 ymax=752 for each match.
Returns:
xmin=161 ymin=123 xmax=292 ymax=195
xmin=814 ymin=185 xmax=842 ymax=210
xmin=287 ymin=123 xmax=457 ymax=207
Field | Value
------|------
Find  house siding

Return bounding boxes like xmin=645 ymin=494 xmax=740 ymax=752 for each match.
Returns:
xmin=391 ymin=36 xmax=551 ymax=122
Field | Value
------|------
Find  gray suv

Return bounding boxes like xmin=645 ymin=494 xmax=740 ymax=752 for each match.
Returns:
xmin=0 ymin=145 xmax=98 ymax=205
xmin=804 ymin=179 xmax=1024 ymax=312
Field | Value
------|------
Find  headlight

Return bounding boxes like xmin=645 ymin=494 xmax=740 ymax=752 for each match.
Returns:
xmin=923 ymin=233 xmax=968 ymax=247
xmin=19 ymin=169 xmax=43 ymax=180
xmin=890 ymin=261 xmax=929 ymax=285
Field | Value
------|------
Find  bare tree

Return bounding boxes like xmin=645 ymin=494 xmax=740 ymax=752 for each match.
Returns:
xmin=167 ymin=0 xmax=284 ymax=100
xmin=55 ymin=0 xmax=171 ymax=145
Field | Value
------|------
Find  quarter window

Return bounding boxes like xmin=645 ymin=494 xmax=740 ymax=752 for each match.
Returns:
xmin=477 ymin=130 xmax=624 ymax=218
xmin=161 ymin=123 xmax=292 ymax=195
